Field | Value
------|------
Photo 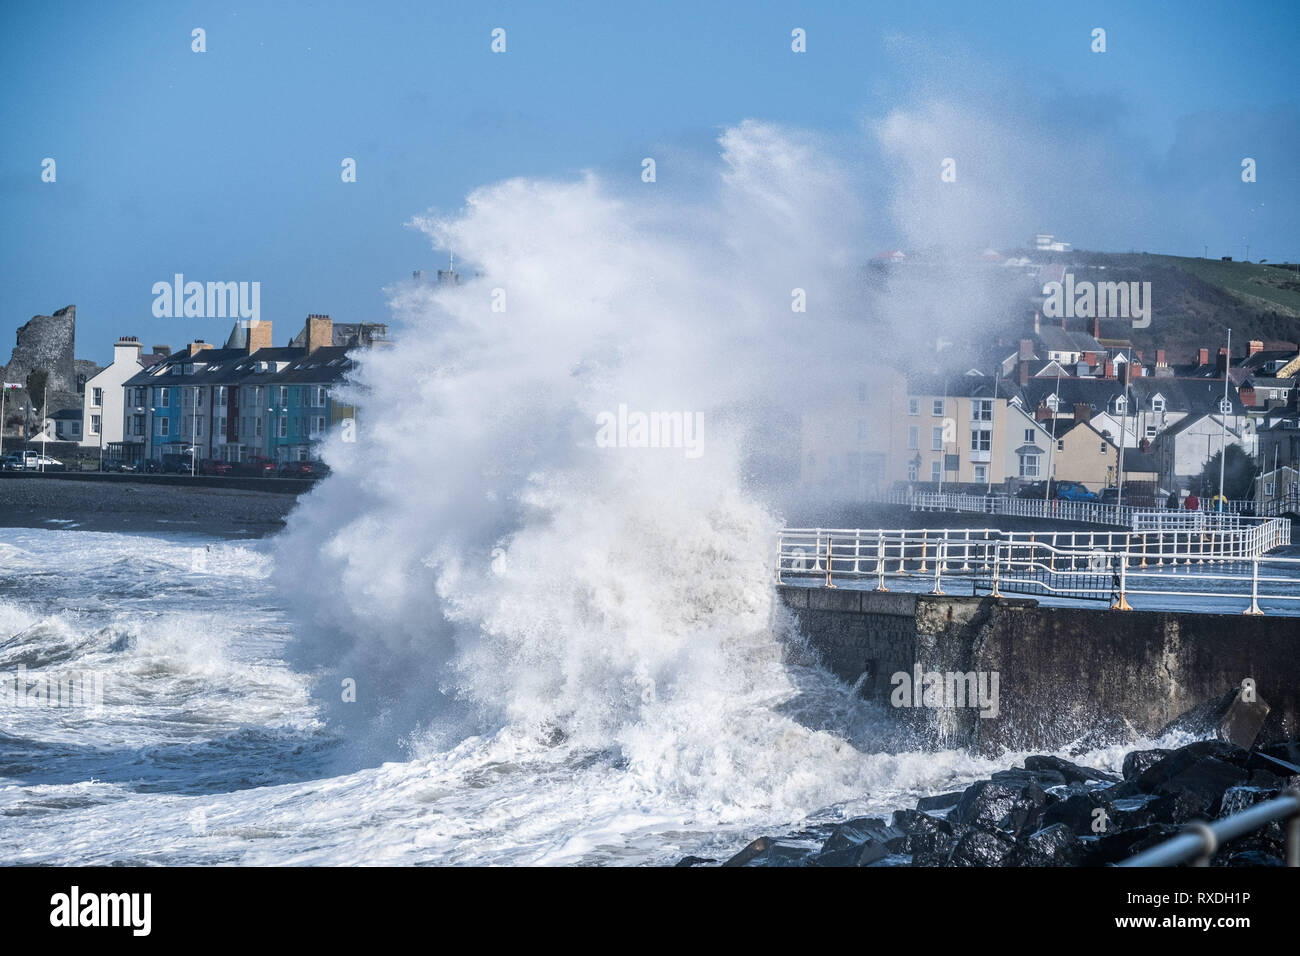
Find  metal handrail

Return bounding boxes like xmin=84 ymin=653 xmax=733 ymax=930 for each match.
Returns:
xmin=905 ymin=491 xmax=1292 ymax=544
xmin=1119 ymin=789 xmax=1300 ymax=867
xmin=776 ymin=527 xmax=1300 ymax=615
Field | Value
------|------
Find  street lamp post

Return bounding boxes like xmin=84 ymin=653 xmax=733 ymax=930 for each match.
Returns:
xmin=986 ymin=371 xmax=998 ymax=496
xmin=1217 ymin=329 xmax=1232 ymax=508
xmin=191 ymin=386 xmax=199 ymax=476
xmin=1045 ymin=369 xmax=1063 ymax=504
xmin=938 ymin=380 xmax=949 ymax=495
xmin=1117 ymin=347 xmax=1132 ymax=510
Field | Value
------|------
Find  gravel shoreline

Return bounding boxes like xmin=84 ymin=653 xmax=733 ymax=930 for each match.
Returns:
xmin=0 ymin=475 xmax=301 ymax=538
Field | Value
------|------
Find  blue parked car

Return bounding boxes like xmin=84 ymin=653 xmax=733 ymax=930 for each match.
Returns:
xmin=1055 ymin=480 xmax=1099 ymax=502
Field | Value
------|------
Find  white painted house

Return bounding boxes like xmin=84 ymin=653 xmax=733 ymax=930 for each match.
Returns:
xmin=1155 ymin=412 xmax=1257 ymax=492
xmin=81 ymin=336 xmax=145 ymax=455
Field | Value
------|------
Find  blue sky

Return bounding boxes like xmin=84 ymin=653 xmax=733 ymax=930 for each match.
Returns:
xmin=1 ymin=0 xmax=1296 ymax=363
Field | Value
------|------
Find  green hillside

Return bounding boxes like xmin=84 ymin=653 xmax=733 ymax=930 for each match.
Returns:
xmin=1053 ymin=251 xmax=1300 ymax=354
xmin=1136 ymin=254 xmax=1300 ymax=317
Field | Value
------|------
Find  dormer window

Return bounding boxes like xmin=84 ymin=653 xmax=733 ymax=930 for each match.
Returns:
xmin=1151 ymin=395 xmax=1165 ymax=414
xmin=1115 ymin=396 xmax=1127 ymax=414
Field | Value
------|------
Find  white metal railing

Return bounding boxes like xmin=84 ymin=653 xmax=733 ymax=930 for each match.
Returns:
xmin=1254 ymin=491 xmax=1300 ymax=518
xmin=912 ymin=491 xmax=1142 ymax=526
xmin=776 ymin=527 xmax=1300 ymax=616
xmin=908 ymin=490 xmax=1291 ymax=543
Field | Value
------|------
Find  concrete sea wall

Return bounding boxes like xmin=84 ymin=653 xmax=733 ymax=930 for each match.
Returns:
xmin=778 ymin=585 xmax=1299 ymax=754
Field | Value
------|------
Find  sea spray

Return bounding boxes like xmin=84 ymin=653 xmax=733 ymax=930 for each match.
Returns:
xmin=270 ymin=120 xmax=1011 ymax=823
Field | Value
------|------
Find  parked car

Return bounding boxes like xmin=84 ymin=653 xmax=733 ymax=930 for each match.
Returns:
xmin=277 ymin=460 xmax=325 ymax=479
xmin=158 ymin=452 xmax=194 ymax=474
xmin=233 ymin=455 xmax=277 ymax=478
xmin=200 ymin=458 xmax=233 ymax=476
xmin=1055 ymin=480 xmax=1099 ymax=502
xmin=1 ymin=451 xmax=64 ymax=471
xmin=1099 ymin=487 xmax=1119 ymax=505
xmin=1016 ymin=479 xmax=1057 ymax=499
xmin=102 ymin=458 xmax=137 ymax=473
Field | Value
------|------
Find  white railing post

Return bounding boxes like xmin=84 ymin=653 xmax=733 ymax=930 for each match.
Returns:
xmin=875 ymin=533 xmax=888 ymax=592
xmin=1244 ymin=558 xmax=1263 ymax=615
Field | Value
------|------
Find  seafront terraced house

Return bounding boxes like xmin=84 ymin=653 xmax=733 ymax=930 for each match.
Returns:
xmin=114 ymin=315 xmax=377 ymax=466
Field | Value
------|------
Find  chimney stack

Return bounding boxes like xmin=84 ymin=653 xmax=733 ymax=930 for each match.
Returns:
xmin=189 ymin=340 xmax=213 ymax=355
xmin=113 ymin=336 xmax=143 ymax=364
xmin=1092 ymin=315 xmax=1100 ymax=340
xmin=1198 ymin=347 xmax=1210 ymax=367
xmin=1217 ymin=347 xmax=1228 ymax=375
xmin=1103 ymin=358 xmax=1114 ymax=379
xmin=1018 ymin=339 xmax=1032 ymax=386
xmin=1074 ymin=403 xmax=1091 ymax=424
xmin=303 ymin=314 xmax=333 ymax=354
xmin=1248 ymin=340 xmax=1263 ymax=356
xmin=1156 ymin=348 xmax=1167 ymax=368
xmin=246 ymin=321 xmax=273 ymax=354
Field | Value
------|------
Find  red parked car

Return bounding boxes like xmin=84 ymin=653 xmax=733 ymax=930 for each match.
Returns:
xmin=200 ymin=458 xmax=233 ymax=476
xmin=277 ymin=460 xmax=325 ymax=478
xmin=233 ymin=456 xmax=277 ymax=477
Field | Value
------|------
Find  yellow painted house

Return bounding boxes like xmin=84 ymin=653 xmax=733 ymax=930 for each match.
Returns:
xmin=1049 ymin=418 xmax=1159 ymax=491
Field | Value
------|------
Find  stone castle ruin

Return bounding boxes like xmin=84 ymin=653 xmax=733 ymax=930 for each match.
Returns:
xmin=1 ymin=305 xmax=103 ymax=436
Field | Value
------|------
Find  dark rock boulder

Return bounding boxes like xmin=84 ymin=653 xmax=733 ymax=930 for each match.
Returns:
xmin=1084 ymin=823 xmax=1183 ymax=865
xmin=722 ymin=836 xmax=772 ymax=867
xmin=1104 ymin=793 xmax=1163 ymax=830
xmin=1041 ymin=791 xmax=1108 ymax=836
xmin=915 ymin=791 xmax=962 ymax=812
xmin=810 ymin=816 xmax=905 ymax=866
xmin=1217 ymin=784 xmax=1281 ymax=818
xmin=892 ymin=809 xmax=955 ymax=866
xmin=1024 ymin=754 xmax=1120 ymax=785
xmin=994 ymin=767 xmax=1067 ymax=789
xmin=1223 ymin=850 xmax=1284 ymax=866
xmin=947 ymin=825 xmax=1017 ymax=866
xmin=1135 ymin=741 xmax=1249 ymax=788
xmin=1159 ymin=687 xmax=1270 ymax=750
xmin=721 ymin=837 xmax=812 ymax=867
xmin=1246 ymin=742 xmax=1300 ymax=779
xmin=1147 ymin=788 xmax=1212 ymax=825
xmin=1013 ymin=823 xmax=1086 ymax=866
xmin=951 ymin=779 xmax=1049 ymax=836
xmin=1122 ymin=749 xmax=1171 ymax=780
xmin=1136 ymin=747 xmax=1250 ymax=817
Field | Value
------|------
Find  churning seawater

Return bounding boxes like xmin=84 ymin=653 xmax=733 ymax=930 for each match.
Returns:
xmin=0 ymin=527 xmax=1167 ymax=866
